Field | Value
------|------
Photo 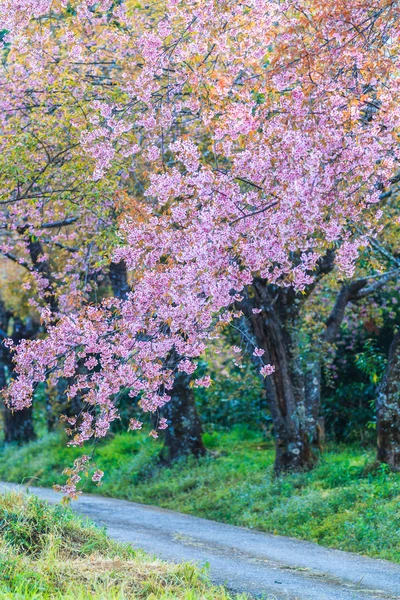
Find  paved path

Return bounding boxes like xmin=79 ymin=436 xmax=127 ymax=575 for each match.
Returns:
xmin=1 ymin=482 xmax=399 ymax=600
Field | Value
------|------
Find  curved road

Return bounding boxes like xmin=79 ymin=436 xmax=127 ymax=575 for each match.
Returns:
xmin=1 ymin=482 xmax=399 ymax=600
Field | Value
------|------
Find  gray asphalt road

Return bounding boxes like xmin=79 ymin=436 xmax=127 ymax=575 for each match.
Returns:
xmin=1 ymin=481 xmax=399 ymax=600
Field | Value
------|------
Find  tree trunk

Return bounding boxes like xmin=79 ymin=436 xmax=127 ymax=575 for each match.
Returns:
xmin=160 ymin=369 xmax=206 ymax=462
xmin=238 ymin=255 xmax=338 ymax=472
xmin=304 ymin=359 xmax=325 ymax=447
xmin=3 ymin=406 xmax=36 ymax=443
xmin=236 ymin=254 xmax=396 ymax=472
xmin=376 ymin=331 xmax=400 ymax=470
xmin=242 ymin=284 xmax=318 ymax=473
xmin=0 ymin=302 xmax=36 ymax=443
xmin=46 ymin=376 xmax=85 ymax=431
xmin=238 ymin=252 xmax=388 ymax=473
xmin=109 ymin=260 xmax=206 ymax=460
xmin=109 ymin=260 xmax=131 ymax=299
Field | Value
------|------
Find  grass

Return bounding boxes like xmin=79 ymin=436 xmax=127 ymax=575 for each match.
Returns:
xmin=0 ymin=427 xmax=399 ymax=563
xmin=0 ymin=491 xmax=247 ymax=599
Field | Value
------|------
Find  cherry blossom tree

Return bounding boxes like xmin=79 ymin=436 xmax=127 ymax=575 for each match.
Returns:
xmin=1 ymin=0 xmax=399 ymax=489
xmin=0 ymin=2 xmax=206 ymax=455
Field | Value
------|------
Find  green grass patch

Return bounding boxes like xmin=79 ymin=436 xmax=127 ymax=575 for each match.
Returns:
xmin=0 ymin=427 xmax=399 ymax=563
xmin=0 ymin=491 xmax=246 ymax=599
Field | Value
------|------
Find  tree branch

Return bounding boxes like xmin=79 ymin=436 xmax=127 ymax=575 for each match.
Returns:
xmin=324 ymin=268 xmax=400 ymax=343
xmin=0 ymin=251 xmax=31 ymax=271
xmin=40 ymin=217 xmax=79 ymax=229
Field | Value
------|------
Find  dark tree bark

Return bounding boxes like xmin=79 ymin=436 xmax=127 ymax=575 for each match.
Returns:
xmin=3 ymin=405 xmax=36 ymax=443
xmin=0 ymin=229 xmax=52 ymax=440
xmin=17 ymin=227 xmax=58 ymax=311
xmin=376 ymin=331 xmax=400 ymax=470
xmin=109 ymin=260 xmax=131 ymax=299
xmin=240 ymin=282 xmax=320 ymax=472
xmin=0 ymin=300 xmax=36 ymax=443
xmin=160 ymin=368 xmax=206 ymax=461
xmin=46 ymin=376 xmax=85 ymax=431
xmin=109 ymin=260 xmax=206 ymax=461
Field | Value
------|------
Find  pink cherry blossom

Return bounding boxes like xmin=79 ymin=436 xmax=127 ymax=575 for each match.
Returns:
xmin=128 ymin=419 xmax=143 ymax=431
xmin=253 ymin=348 xmax=265 ymax=358
xmin=92 ymin=470 xmax=104 ymax=483
xmin=260 ymin=365 xmax=275 ymax=378
xmin=194 ymin=376 xmax=212 ymax=388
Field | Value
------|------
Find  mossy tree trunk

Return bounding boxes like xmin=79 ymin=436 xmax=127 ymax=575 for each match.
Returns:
xmin=240 ymin=281 xmax=320 ymax=473
xmin=238 ymin=253 xmax=338 ymax=473
xmin=376 ymin=331 xmax=400 ymax=470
